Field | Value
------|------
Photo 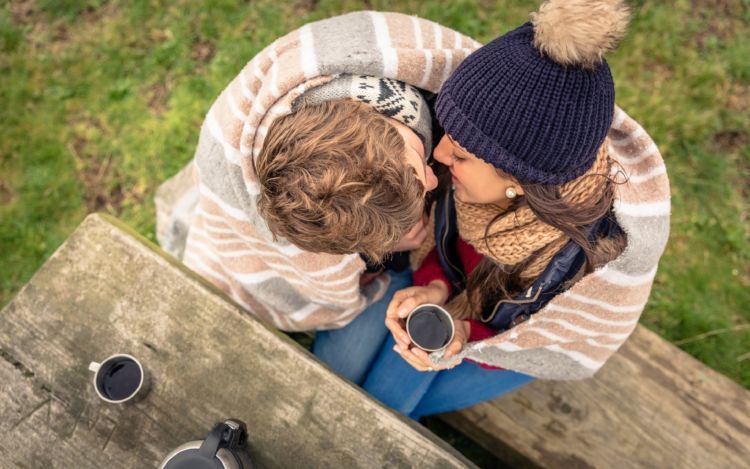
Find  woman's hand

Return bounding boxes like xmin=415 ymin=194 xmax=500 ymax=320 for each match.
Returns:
xmin=385 ymin=281 xmax=450 ymax=350
xmin=393 ymin=320 xmax=470 ymax=372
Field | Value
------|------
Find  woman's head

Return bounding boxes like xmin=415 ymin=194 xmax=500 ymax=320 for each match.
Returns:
xmin=435 ymin=0 xmax=630 ymax=186
xmin=433 ymin=134 xmax=524 ymax=205
xmin=447 ymin=142 xmax=627 ymax=320
xmin=256 ymin=100 xmax=436 ymax=261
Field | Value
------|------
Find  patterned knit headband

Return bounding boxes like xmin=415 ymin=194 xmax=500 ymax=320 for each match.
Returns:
xmin=293 ymin=74 xmax=433 ymax=156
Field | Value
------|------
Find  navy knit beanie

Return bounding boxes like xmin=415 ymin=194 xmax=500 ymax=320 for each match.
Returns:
xmin=436 ymin=1 xmax=631 ymax=185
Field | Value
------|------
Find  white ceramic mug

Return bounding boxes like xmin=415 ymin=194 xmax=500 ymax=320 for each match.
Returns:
xmin=88 ymin=353 xmax=149 ymax=404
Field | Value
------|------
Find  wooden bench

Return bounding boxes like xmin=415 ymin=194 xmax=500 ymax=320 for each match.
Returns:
xmin=437 ymin=315 xmax=750 ymax=467
xmin=0 ymin=214 xmax=473 ymax=468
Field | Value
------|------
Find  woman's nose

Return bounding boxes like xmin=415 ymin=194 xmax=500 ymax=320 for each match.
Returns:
xmin=433 ymin=136 xmax=452 ymax=166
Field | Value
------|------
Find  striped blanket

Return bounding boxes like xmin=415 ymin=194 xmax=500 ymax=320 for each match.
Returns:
xmin=156 ymin=11 xmax=480 ymax=331
xmin=155 ymin=11 xmax=670 ymax=379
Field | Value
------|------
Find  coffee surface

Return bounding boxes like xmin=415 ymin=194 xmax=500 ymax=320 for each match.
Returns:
xmin=97 ymin=358 xmax=141 ymax=400
xmin=408 ymin=308 xmax=451 ymax=351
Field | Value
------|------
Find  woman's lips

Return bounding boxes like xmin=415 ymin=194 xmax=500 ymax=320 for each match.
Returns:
xmin=451 ymin=175 xmax=460 ymax=185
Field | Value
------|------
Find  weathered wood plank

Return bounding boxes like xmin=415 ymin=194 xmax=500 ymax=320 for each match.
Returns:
xmin=440 ymin=324 xmax=750 ymax=468
xmin=0 ymin=214 xmax=474 ymax=469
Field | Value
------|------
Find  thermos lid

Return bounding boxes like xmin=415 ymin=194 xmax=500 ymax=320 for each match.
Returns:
xmin=161 ymin=444 xmax=239 ymax=469
xmin=160 ymin=420 xmax=250 ymax=469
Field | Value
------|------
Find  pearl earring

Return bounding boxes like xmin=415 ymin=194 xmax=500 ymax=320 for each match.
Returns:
xmin=505 ymin=187 xmax=517 ymax=199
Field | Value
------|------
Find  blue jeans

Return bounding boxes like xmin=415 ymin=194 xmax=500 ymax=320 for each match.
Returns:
xmin=312 ymin=269 xmax=412 ymax=384
xmin=362 ymin=334 xmax=535 ymax=419
xmin=312 ymin=269 xmax=535 ymax=419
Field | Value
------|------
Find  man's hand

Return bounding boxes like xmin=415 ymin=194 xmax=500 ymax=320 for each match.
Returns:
xmin=393 ymin=320 xmax=470 ymax=372
xmin=384 ymin=281 xmax=450 ymax=350
xmin=391 ymin=214 xmax=428 ymax=252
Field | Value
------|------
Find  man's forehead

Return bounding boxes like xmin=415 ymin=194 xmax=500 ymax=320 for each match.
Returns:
xmin=405 ymin=143 xmax=427 ymax=181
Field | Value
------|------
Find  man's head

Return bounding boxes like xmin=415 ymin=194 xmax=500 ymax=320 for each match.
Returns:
xmin=256 ymin=100 xmax=437 ymax=261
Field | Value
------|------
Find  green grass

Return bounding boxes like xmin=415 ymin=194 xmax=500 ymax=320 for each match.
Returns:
xmin=1 ymin=0 xmax=748 ymax=465
xmin=1 ymin=0 xmax=748 ymax=430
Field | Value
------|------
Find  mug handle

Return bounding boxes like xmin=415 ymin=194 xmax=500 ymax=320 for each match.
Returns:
xmin=88 ymin=361 xmax=100 ymax=373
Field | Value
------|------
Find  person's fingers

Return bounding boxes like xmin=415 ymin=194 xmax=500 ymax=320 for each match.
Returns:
xmin=391 ymin=286 xmax=421 ymax=303
xmin=386 ymin=325 xmax=411 ymax=347
xmin=408 ymin=347 xmax=439 ymax=369
xmin=395 ymin=343 xmax=424 ymax=364
xmin=385 ymin=317 xmax=411 ymax=347
xmin=394 ymin=345 xmax=463 ymax=371
xmin=412 ymin=346 xmax=462 ymax=371
xmin=384 ymin=316 xmax=400 ymax=336
xmin=442 ymin=338 xmax=463 ymax=360
xmin=409 ymin=347 xmax=432 ymax=362
xmin=393 ymin=345 xmax=431 ymax=371
xmin=391 ymin=287 xmax=430 ymax=318
xmin=385 ymin=297 xmax=401 ymax=320
xmin=389 ymin=289 xmax=407 ymax=305
xmin=396 ymin=296 xmax=419 ymax=318
xmin=388 ymin=294 xmax=412 ymax=320
xmin=386 ymin=288 xmax=413 ymax=319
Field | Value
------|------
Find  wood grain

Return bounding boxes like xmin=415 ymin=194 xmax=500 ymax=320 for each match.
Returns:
xmin=440 ymin=324 xmax=750 ymax=468
xmin=0 ymin=214 xmax=474 ymax=469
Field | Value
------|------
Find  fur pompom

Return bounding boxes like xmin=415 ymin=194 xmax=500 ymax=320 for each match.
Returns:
xmin=530 ymin=0 xmax=631 ymax=69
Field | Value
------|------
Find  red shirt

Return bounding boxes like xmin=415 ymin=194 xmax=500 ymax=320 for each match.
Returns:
xmin=412 ymin=238 xmax=502 ymax=369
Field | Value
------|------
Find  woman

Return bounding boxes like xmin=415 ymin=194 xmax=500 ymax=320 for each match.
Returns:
xmin=356 ymin=0 xmax=668 ymax=419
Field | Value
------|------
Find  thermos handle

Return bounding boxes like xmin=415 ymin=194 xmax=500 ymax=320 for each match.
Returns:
xmin=198 ymin=422 xmax=226 ymax=458
xmin=198 ymin=419 xmax=248 ymax=458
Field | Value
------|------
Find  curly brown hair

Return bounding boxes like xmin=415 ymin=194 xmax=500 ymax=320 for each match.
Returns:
xmin=255 ymin=100 xmax=425 ymax=261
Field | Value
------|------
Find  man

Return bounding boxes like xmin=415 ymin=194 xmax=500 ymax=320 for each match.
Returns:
xmin=254 ymin=79 xmax=439 ymax=382
xmin=156 ymin=12 xmax=476 ymax=338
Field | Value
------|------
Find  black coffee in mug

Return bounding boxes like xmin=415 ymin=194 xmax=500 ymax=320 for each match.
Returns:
xmin=89 ymin=353 xmax=149 ymax=403
xmin=97 ymin=358 xmax=141 ymax=400
xmin=406 ymin=304 xmax=455 ymax=352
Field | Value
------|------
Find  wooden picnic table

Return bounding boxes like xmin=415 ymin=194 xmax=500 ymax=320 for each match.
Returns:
xmin=0 ymin=214 xmax=474 ymax=468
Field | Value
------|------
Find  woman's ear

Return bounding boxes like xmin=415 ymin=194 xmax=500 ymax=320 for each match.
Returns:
xmin=505 ymin=185 xmax=523 ymax=200
xmin=506 ymin=182 xmax=524 ymax=199
xmin=509 ymin=175 xmax=525 ymax=196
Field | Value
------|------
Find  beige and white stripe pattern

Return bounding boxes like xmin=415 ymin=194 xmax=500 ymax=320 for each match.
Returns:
xmin=157 ymin=10 xmax=669 ymax=380
xmin=157 ymin=11 xmax=479 ymax=331
xmin=449 ymin=106 xmax=670 ymax=379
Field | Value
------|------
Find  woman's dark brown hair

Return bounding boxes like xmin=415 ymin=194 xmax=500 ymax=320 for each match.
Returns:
xmin=450 ymin=170 xmax=628 ymax=320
